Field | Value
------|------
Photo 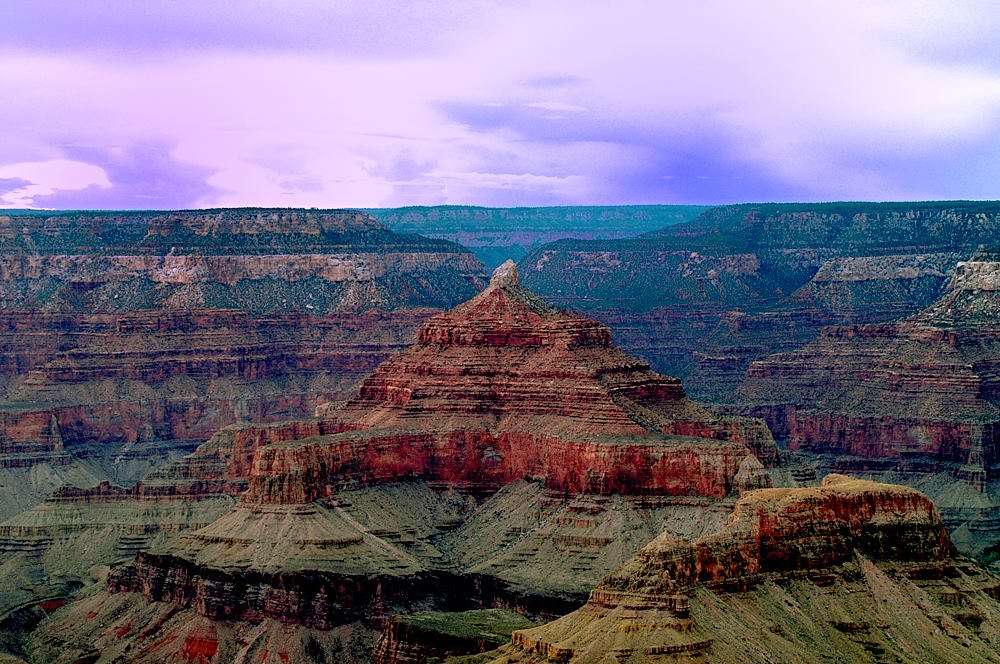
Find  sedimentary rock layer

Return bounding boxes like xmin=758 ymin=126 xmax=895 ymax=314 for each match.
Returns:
xmin=368 ymin=204 xmax=708 ymax=269
xmin=0 ymin=209 xmax=486 ymax=515
xmin=738 ymin=257 xmax=1000 ymax=480
xmin=0 ymin=482 xmax=233 ymax=614
xmin=598 ymin=474 xmax=955 ymax=593
xmin=242 ymin=261 xmax=775 ymax=504
xmin=31 ymin=480 xmax=737 ymax=662
xmin=27 ymin=262 xmax=780 ymax=662
xmin=521 ymin=202 xmax=1000 ymax=399
xmin=492 ymin=475 xmax=1000 ymax=663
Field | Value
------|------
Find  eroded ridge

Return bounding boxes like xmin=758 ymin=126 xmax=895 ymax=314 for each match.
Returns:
xmin=492 ymin=475 xmax=1000 ymax=663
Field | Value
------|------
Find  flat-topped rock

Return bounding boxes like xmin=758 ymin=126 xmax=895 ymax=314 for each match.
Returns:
xmin=601 ymin=474 xmax=955 ymax=596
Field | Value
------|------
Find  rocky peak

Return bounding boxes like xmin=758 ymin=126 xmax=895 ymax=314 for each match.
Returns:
xmin=946 ymin=257 xmax=1000 ymax=292
xmin=489 ymin=259 xmax=519 ymax=288
xmin=911 ymin=256 xmax=1000 ymax=327
xmin=418 ymin=259 xmax=601 ymax=348
xmin=242 ymin=276 xmax=777 ymax=504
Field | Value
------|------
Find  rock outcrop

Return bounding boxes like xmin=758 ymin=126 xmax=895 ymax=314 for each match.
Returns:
xmin=243 ymin=261 xmax=776 ymax=505
xmin=26 ymin=263 xmax=779 ymax=661
xmin=118 ymin=263 xmax=774 ymax=603
xmin=491 ymin=475 xmax=1000 ymax=663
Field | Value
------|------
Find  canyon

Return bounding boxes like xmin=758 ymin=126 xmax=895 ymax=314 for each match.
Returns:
xmin=735 ymin=252 xmax=1000 ymax=556
xmin=0 ymin=209 xmax=486 ymax=522
xmin=369 ymin=205 xmax=707 ymax=269
xmin=517 ymin=201 xmax=1000 ymax=558
xmin=1 ymin=202 xmax=999 ymax=662
xmin=17 ymin=261 xmax=776 ymax=662
xmin=521 ymin=202 xmax=1000 ymax=401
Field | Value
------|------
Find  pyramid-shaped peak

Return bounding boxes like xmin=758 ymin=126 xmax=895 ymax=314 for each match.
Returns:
xmin=490 ymin=259 xmax=519 ymax=288
xmin=418 ymin=260 xmax=607 ymax=348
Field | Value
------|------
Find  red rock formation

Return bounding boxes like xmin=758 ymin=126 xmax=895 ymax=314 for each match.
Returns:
xmin=737 ymin=256 xmax=1000 ymax=489
xmin=0 ymin=409 xmax=64 ymax=460
xmin=26 ymin=261 xmax=777 ymax=659
xmin=242 ymin=261 xmax=776 ymax=504
xmin=495 ymin=475 xmax=998 ymax=663
xmin=40 ymin=262 xmax=773 ymax=659
xmin=599 ymin=474 xmax=955 ymax=596
xmin=136 ymin=418 xmax=329 ymax=498
xmin=0 ymin=308 xmax=442 ymax=449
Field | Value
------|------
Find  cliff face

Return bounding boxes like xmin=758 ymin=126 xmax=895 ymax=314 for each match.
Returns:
xmin=0 ymin=209 xmax=483 ymax=313
xmin=0 ymin=209 xmax=486 ymax=514
xmin=27 ymin=589 xmax=374 ymax=664
xmin=0 ymin=481 xmax=234 ymax=616
xmin=242 ymin=261 xmax=775 ymax=505
xmin=2 ymin=308 xmax=433 ymax=447
xmin=0 ymin=416 xmax=343 ymax=617
xmin=493 ymin=475 xmax=1000 ymax=663
xmin=521 ymin=202 xmax=1000 ymax=401
xmin=598 ymin=474 xmax=955 ymax=595
xmin=0 ymin=410 xmax=62 ymax=456
xmin=733 ymin=256 xmax=1000 ymax=555
xmin=22 ymin=263 xmax=781 ymax=661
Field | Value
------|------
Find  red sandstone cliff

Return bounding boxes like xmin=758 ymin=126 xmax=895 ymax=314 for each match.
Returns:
xmin=598 ymin=474 xmax=955 ymax=595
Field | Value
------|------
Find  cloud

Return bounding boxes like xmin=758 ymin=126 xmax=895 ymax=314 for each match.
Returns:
xmin=2 ymin=1 xmax=1000 ymax=207
xmin=0 ymin=178 xmax=32 ymax=195
xmin=0 ymin=159 xmax=111 ymax=208
xmin=15 ymin=144 xmax=219 ymax=210
xmin=523 ymin=102 xmax=587 ymax=113
xmin=521 ymin=74 xmax=586 ymax=90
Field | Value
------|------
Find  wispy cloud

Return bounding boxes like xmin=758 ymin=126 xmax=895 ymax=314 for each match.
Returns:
xmin=0 ymin=1 xmax=499 ymax=57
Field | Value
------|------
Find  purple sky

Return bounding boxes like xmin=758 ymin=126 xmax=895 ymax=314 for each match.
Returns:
xmin=2 ymin=1 xmax=1000 ymax=209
